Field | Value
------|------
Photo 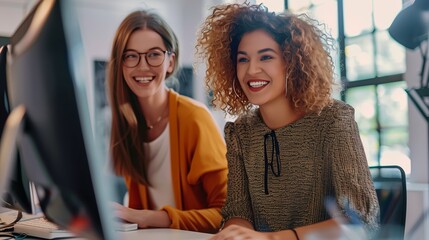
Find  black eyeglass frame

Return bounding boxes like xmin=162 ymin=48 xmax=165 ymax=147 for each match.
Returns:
xmin=263 ymin=130 xmax=281 ymax=195
xmin=122 ymin=49 xmax=170 ymax=68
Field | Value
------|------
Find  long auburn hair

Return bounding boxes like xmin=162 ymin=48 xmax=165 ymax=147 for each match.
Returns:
xmin=196 ymin=3 xmax=335 ymax=116
xmin=107 ymin=10 xmax=179 ymax=184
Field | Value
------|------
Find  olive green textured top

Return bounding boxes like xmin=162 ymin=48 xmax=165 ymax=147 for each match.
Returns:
xmin=222 ymin=99 xmax=379 ymax=233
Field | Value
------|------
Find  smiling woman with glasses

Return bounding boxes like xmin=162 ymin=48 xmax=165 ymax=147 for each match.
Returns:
xmin=196 ymin=3 xmax=380 ymax=240
xmin=106 ymin=9 xmax=228 ymax=233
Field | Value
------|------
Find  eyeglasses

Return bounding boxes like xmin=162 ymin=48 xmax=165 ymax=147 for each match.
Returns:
xmin=122 ymin=49 xmax=169 ymax=68
xmin=263 ymin=130 xmax=281 ymax=195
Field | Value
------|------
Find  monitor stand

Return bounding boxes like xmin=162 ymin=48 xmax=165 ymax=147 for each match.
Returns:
xmin=0 ymin=105 xmax=26 ymax=194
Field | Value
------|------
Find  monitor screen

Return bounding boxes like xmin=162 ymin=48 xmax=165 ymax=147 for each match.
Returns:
xmin=1 ymin=40 xmax=37 ymax=216
xmin=0 ymin=0 xmax=117 ymax=239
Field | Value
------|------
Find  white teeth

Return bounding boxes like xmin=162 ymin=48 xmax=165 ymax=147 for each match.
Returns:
xmin=249 ymin=81 xmax=268 ymax=88
xmin=135 ymin=76 xmax=154 ymax=83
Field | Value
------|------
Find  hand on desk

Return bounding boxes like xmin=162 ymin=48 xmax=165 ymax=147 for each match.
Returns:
xmin=209 ymin=225 xmax=299 ymax=240
xmin=208 ymin=225 xmax=271 ymax=240
xmin=111 ymin=202 xmax=172 ymax=229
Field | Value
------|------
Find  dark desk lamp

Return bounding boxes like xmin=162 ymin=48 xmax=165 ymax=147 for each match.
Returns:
xmin=388 ymin=0 xmax=429 ymax=122
xmin=388 ymin=0 xmax=429 ymax=237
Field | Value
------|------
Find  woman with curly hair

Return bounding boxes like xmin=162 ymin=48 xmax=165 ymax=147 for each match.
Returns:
xmin=107 ymin=10 xmax=228 ymax=233
xmin=196 ymin=3 xmax=379 ymax=239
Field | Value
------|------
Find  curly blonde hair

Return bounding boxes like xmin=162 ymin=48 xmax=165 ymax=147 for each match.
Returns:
xmin=196 ymin=3 xmax=336 ymax=116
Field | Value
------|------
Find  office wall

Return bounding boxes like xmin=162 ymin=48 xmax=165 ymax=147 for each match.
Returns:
xmin=400 ymin=0 xmax=429 ymax=237
xmin=404 ymin=40 xmax=429 ymax=240
xmin=0 ymin=0 xmax=37 ymax=36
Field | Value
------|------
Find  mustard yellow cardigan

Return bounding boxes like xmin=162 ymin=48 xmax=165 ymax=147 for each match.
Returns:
xmin=124 ymin=90 xmax=228 ymax=233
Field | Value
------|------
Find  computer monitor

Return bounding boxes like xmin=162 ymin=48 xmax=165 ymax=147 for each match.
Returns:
xmin=1 ymin=43 xmax=36 ymax=215
xmin=0 ymin=0 xmax=117 ymax=239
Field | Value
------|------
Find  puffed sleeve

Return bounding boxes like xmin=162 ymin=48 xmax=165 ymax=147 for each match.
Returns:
xmin=325 ymin=103 xmax=380 ymax=233
xmin=221 ymin=122 xmax=254 ymax=225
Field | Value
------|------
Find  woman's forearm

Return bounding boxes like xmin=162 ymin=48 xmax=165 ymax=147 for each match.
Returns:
xmin=223 ymin=217 xmax=254 ymax=230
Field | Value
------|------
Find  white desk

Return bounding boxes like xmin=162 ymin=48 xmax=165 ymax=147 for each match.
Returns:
xmin=1 ymin=210 xmax=213 ymax=240
xmin=0 ymin=229 xmax=212 ymax=240
xmin=118 ymin=228 xmax=213 ymax=240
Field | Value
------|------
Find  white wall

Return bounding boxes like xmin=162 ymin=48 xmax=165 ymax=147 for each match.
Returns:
xmin=404 ymin=40 xmax=429 ymax=240
xmin=405 ymin=48 xmax=429 ymax=184
xmin=401 ymin=1 xmax=429 ymax=239
xmin=0 ymin=0 xmax=37 ymax=36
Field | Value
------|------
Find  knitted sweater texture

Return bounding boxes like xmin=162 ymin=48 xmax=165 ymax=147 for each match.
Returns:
xmin=222 ymin=100 xmax=379 ymax=233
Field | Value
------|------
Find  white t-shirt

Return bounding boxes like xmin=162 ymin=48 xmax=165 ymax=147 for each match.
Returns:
xmin=143 ymin=124 xmax=175 ymax=210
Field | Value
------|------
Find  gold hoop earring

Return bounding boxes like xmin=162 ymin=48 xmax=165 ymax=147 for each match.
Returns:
xmin=285 ymin=78 xmax=288 ymax=97
xmin=233 ymin=79 xmax=240 ymax=98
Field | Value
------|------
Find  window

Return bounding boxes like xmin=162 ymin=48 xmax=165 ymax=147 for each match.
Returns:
xmin=257 ymin=0 xmax=410 ymax=174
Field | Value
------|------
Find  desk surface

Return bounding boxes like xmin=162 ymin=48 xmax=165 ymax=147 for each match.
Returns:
xmin=2 ymin=228 xmax=213 ymax=240
xmin=0 ymin=229 xmax=213 ymax=240
xmin=118 ymin=228 xmax=213 ymax=240
xmin=0 ymin=210 xmax=213 ymax=240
